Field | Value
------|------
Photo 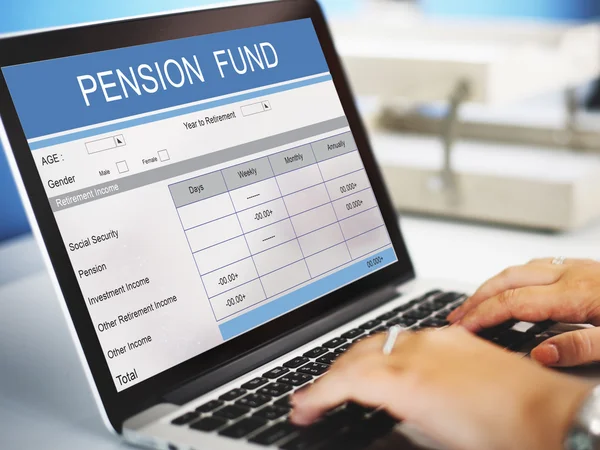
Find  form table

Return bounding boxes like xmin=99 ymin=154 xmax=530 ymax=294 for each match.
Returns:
xmin=168 ymin=131 xmax=394 ymax=324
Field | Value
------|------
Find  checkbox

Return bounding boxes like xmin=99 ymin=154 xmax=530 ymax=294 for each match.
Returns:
xmin=158 ymin=149 xmax=170 ymax=162
xmin=116 ymin=160 xmax=129 ymax=174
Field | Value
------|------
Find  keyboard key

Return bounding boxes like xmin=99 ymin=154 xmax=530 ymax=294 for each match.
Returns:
xmin=219 ymin=388 xmax=247 ymax=402
xmin=263 ymin=367 xmax=290 ymax=379
xmin=417 ymin=303 xmax=438 ymax=313
xmin=434 ymin=311 xmax=450 ymax=320
xmin=376 ymin=311 xmax=397 ymax=321
xmin=284 ymin=357 xmax=309 ymax=369
xmin=219 ymin=417 xmax=268 ymax=439
xmin=317 ymin=352 xmax=340 ymax=365
xmin=280 ymin=420 xmax=332 ymax=450
xmin=337 ymin=344 xmax=351 ymax=353
xmin=340 ymin=329 xmax=363 ymax=339
xmin=332 ymin=409 xmax=398 ymax=448
xmin=275 ymin=395 xmax=292 ymax=407
xmin=404 ymin=309 xmax=430 ymax=320
xmin=493 ymin=330 xmax=531 ymax=350
xmin=213 ymin=405 xmax=250 ymax=420
xmin=250 ymin=421 xmax=299 ymax=446
xmin=303 ymin=347 xmax=328 ymax=358
xmin=171 ymin=411 xmax=199 ymax=425
xmin=359 ymin=320 xmax=381 ymax=330
xmin=322 ymin=337 xmax=346 ymax=349
xmin=392 ymin=302 xmax=414 ymax=313
xmin=258 ymin=382 xmax=293 ymax=397
xmin=387 ymin=317 xmax=415 ymax=327
xmin=190 ymin=416 xmax=228 ymax=432
xmin=438 ymin=292 xmax=466 ymax=304
xmin=195 ymin=400 xmax=224 ymax=413
xmin=421 ymin=318 xmax=449 ymax=328
xmin=369 ymin=326 xmax=387 ymax=335
xmin=236 ymin=393 xmax=272 ymax=409
xmin=242 ymin=377 xmax=269 ymax=390
xmin=297 ymin=362 xmax=329 ymax=376
xmin=254 ymin=405 xmax=290 ymax=421
xmin=279 ymin=372 xmax=313 ymax=387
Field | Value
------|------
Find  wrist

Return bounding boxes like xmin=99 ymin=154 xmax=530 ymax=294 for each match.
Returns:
xmin=529 ymin=375 xmax=593 ymax=450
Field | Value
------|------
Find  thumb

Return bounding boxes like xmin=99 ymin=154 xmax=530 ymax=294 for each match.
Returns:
xmin=531 ymin=327 xmax=600 ymax=367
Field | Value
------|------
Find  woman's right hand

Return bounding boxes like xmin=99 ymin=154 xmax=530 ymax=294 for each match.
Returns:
xmin=448 ymin=258 xmax=600 ymax=367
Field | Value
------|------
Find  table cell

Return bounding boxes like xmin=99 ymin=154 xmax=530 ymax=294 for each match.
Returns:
xmin=332 ymin=189 xmax=377 ymax=221
xmin=221 ymin=156 xmax=274 ymax=191
xmin=339 ymin=208 xmax=385 ymax=241
xmin=229 ymin=178 xmax=281 ymax=211
xmin=194 ymin=236 xmax=250 ymax=275
xmin=275 ymin=165 xmax=323 ymax=196
xmin=325 ymin=169 xmax=370 ymax=202
xmin=311 ymin=132 xmax=357 ymax=162
xmin=346 ymin=226 xmax=391 ymax=260
xmin=202 ymin=257 xmax=259 ymax=298
xmin=269 ymin=144 xmax=316 ymax=176
xmin=245 ymin=219 xmax=296 ymax=254
xmin=237 ymin=198 xmax=289 ymax=234
xmin=186 ymin=215 xmax=242 ymax=253
xmin=305 ymin=243 xmax=351 ymax=278
xmin=178 ymin=192 xmax=235 ymax=230
xmin=169 ymin=171 xmax=228 ymax=208
xmin=298 ymin=223 xmax=344 ymax=257
xmin=318 ymin=151 xmax=363 ymax=181
xmin=284 ymin=184 xmax=330 ymax=217
xmin=253 ymin=240 xmax=303 ymax=277
xmin=291 ymin=204 xmax=337 ymax=237
xmin=260 ymin=260 xmax=311 ymax=298
xmin=209 ymin=279 xmax=266 ymax=321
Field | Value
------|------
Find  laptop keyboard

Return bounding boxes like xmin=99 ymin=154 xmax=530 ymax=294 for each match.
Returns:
xmin=169 ymin=289 xmax=552 ymax=449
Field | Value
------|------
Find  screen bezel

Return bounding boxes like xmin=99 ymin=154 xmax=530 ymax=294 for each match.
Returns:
xmin=0 ymin=0 xmax=415 ymax=431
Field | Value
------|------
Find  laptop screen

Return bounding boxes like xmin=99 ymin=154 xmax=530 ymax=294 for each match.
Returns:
xmin=2 ymin=18 xmax=398 ymax=392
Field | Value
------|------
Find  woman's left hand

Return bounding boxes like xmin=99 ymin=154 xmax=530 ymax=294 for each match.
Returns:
xmin=290 ymin=327 xmax=590 ymax=450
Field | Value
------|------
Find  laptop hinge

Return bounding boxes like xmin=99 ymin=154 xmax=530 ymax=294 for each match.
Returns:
xmin=162 ymin=281 xmax=404 ymax=406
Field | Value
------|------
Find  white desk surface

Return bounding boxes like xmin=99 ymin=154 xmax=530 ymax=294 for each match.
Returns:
xmin=2 ymin=212 xmax=600 ymax=449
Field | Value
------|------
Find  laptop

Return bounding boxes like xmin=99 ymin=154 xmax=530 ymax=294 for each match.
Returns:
xmin=0 ymin=1 xmax=563 ymax=449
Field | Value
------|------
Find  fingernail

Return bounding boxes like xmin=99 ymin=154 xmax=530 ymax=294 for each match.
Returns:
xmin=532 ymin=344 xmax=559 ymax=365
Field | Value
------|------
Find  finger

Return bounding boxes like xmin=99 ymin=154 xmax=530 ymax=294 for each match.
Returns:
xmin=458 ymin=285 xmax=560 ymax=333
xmin=528 ymin=258 xmax=597 ymax=266
xmin=448 ymin=264 xmax=563 ymax=323
xmin=531 ymin=328 xmax=600 ymax=367
xmin=289 ymin=353 xmax=393 ymax=425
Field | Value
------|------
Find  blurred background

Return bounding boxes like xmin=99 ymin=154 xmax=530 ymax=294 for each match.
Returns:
xmin=3 ymin=0 xmax=600 ymax=241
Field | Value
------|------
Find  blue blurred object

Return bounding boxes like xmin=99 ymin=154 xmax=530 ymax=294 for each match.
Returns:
xmin=0 ymin=0 xmax=355 ymax=242
xmin=0 ymin=147 xmax=30 ymax=241
xmin=420 ymin=0 xmax=600 ymax=21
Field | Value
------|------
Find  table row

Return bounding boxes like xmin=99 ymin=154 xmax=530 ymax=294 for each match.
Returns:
xmin=205 ymin=226 xmax=392 ymax=320
xmin=177 ymin=151 xmax=366 ymax=230
xmin=185 ymin=185 xmax=377 ymax=256
xmin=190 ymin=194 xmax=381 ymax=273
xmin=169 ymin=131 xmax=357 ymax=208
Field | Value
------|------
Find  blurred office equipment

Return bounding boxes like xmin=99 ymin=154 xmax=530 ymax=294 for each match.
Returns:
xmin=331 ymin=0 xmax=600 ymax=230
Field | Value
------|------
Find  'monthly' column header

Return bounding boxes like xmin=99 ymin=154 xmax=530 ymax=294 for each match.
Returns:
xmin=2 ymin=19 xmax=328 ymax=140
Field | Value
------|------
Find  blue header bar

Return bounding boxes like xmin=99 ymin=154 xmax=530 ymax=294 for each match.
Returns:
xmin=2 ymin=19 xmax=328 ymax=140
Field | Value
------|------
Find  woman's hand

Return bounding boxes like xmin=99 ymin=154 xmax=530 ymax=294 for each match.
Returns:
xmin=290 ymin=328 xmax=590 ymax=450
xmin=448 ymin=258 xmax=600 ymax=367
